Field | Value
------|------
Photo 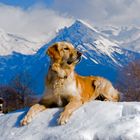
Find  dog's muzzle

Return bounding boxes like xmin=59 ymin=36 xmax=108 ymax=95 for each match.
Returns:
xmin=76 ymin=51 xmax=82 ymax=63
xmin=67 ymin=51 xmax=82 ymax=65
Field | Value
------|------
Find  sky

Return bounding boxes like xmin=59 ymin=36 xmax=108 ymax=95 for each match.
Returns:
xmin=0 ymin=0 xmax=140 ymax=41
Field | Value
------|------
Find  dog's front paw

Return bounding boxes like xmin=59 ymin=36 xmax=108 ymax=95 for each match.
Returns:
xmin=20 ymin=115 xmax=32 ymax=126
xmin=58 ymin=111 xmax=71 ymax=125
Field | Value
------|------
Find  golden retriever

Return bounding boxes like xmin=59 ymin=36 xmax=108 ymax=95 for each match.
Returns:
xmin=21 ymin=42 xmax=120 ymax=126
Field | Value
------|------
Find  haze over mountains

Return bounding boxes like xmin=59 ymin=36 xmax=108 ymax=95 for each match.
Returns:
xmin=97 ymin=25 xmax=140 ymax=52
xmin=1 ymin=20 xmax=140 ymax=56
xmin=0 ymin=29 xmax=44 ymax=56
xmin=0 ymin=20 xmax=140 ymax=94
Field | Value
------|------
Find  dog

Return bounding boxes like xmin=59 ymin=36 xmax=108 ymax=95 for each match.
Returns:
xmin=20 ymin=42 xmax=120 ymax=126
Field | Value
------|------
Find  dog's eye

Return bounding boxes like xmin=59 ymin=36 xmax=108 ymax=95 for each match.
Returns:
xmin=64 ymin=48 xmax=69 ymax=50
xmin=67 ymin=61 xmax=72 ymax=65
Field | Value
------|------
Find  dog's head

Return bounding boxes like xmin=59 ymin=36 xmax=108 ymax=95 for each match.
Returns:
xmin=46 ymin=42 xmax=82 ymax=78
xmin=47 ymin=42 xmax=82 ymax=65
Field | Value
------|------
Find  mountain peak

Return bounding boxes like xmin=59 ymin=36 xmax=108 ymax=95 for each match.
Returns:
xmin=73 ymin=19 xmax=85 ymax=26
xmin=71 ymin=19 xmax=98 ymax=32
xmin=48 ymin=19 xmax=140 ymax=71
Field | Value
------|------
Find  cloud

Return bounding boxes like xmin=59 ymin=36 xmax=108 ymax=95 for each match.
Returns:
xmin=50 ymin=0 xmax=140 ymax=26
xmin=0 ymin=0 xmax=140 ymax=42
xmin=0 ymin=4 xmax=73 ymax=42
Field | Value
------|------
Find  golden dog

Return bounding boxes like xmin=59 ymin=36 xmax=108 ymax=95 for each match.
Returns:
xmin=21 ymin=42 xmax=120 ymax=126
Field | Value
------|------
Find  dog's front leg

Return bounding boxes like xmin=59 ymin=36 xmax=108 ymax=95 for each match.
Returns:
xmin=58 ymin=98 xmax=82 ymax=125
xmin=20 ymin=104 xmax=46 ymax=126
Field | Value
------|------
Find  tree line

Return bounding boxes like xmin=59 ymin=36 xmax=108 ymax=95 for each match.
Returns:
xmin=0 ymin=72 xmax=39 ymax=113
xmin=116 ymin=59 xmax=140 ymax=101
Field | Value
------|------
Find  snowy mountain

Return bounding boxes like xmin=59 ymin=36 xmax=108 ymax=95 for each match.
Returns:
xmin=0 ymin=29 xmax=44 ymax=55
xmin=0 ymin=20 xmax=140 ymax=94
xmin=47 ymin=20 xmax=140 ymax=68
xmin=0 ymin=101 xmax=140 ymax=140
xmin=97 ymin=26 xmax=140 ymax=52
xmin=40 ymin=20 xmax=140 ymax=81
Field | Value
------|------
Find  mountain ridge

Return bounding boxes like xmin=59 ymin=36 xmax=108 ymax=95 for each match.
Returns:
xmin=0 ymin=20 xmax=140 ymax=94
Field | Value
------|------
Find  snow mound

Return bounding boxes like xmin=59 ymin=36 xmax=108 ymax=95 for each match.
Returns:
xmin=0 ymin=101 xmax=140 ymax=140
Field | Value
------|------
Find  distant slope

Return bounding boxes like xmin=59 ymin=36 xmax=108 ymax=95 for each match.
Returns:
xmin=0 ymin=101 xmax=140 ymax=140
xmin=97 ymin=26 xmax=140 ymax=52
xmin=0 ymin=29 xmax=44 ymax=55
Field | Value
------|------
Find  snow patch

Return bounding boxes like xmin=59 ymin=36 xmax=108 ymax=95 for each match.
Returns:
xmin=76 ymin=19 xmax=100 ymax=33
xmin=89 ymin=57 xmax=98 ymax=64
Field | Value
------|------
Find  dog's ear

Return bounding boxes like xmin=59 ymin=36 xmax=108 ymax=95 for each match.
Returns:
xmin=47 ymin=44 xmax=60 ymax=60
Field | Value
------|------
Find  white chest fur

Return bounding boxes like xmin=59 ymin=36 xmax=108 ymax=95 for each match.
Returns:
xmin=54 ymin=72 xmax=80 ymax=97
xmin=62 ymin=76 xmax=79 ymax=97
xmin=42 ymin=72 xmax=81 ymax=107
xmin=45 ymin=72 xmax=81 ymax=98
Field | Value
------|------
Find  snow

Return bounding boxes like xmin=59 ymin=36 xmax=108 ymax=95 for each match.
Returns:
xmin=0 ymin=113 xmax=4 ymax=116
xmin=0 ymin=101 xmax=140 ymax=140
xmin=89 ymin=57 xmax=98 ymax=64
xmin=76 ymin=19 xmax=100 ymax=33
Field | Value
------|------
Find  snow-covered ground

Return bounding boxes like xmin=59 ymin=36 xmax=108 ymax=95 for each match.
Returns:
xmin=0 ymin=101 xmax=140 ymax=140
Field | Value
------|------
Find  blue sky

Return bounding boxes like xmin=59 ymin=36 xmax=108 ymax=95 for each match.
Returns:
xmin=0 ymin=0 xmax=139 ymax=41
xmin=0 ymin=0 xmax=139 ymax=26
xmin=0 ymin=0 xmax=54 ymax=9
xmin=0 ymin=0 xmax=73 ymax=41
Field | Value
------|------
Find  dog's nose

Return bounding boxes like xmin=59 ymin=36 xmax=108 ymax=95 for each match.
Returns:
xmin=77 ymin=51 xmax=82 ymax=57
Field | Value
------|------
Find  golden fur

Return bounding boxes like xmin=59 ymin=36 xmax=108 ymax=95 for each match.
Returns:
xmin=21 ymin=42 xmax=120 ymax=126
